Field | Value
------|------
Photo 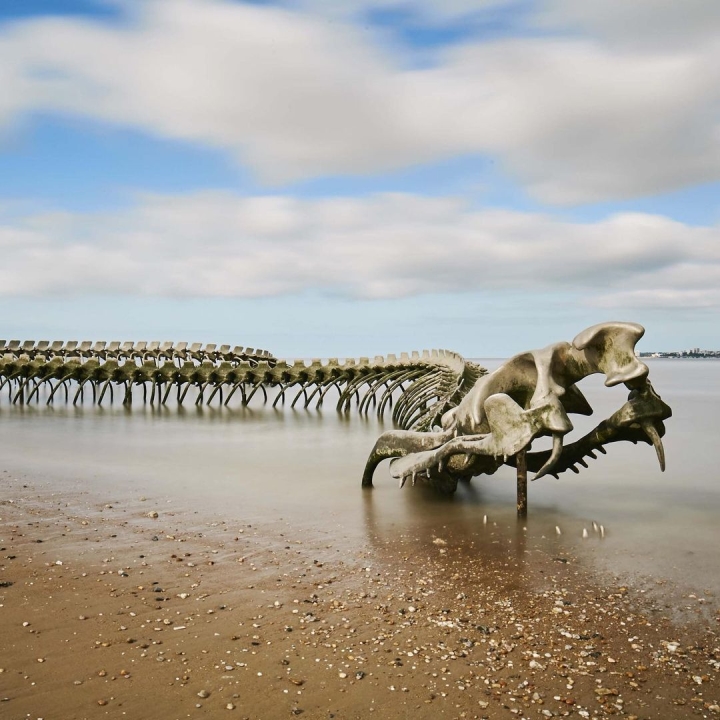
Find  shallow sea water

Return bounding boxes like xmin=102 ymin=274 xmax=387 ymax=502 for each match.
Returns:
xmin=1 ymin=358 xmax=718 ymax=597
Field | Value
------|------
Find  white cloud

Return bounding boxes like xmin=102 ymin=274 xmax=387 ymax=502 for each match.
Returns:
xmin=0 ymin=191 xmax=717 ymax=310
xmin=431 ymin=39 xmax=720 ymax=203
xmin=594 ymin=288 xmax=720 ymax=310
xmin=539 ymin=0 xmax=720 ymax=49
xmin=0 ymin=0 xmax=719 ymax=203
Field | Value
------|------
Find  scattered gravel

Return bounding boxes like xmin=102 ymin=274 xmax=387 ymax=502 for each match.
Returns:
xmin=0 ymin=475 xmax=717 ymax=719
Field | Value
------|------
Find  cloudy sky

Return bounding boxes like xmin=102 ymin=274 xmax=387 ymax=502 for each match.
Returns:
xmin=1 ymin=0 xmax=718 ymax=357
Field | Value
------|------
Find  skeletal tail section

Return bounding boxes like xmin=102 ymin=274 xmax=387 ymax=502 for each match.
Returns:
xmin=0 ymin=341 xmax=484 ymax=426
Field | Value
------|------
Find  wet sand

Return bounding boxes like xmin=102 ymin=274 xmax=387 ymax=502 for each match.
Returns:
xmin=1 ymin=474 xmax=718 ymax=720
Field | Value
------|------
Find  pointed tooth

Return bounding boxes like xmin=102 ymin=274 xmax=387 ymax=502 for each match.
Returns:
xmin=399 ymin=475 xmax=407 ymax=489
xmin=597 ymin=446 xmax=607 ymax=455
xmin=640 ymin=419 xmax=666 ymax=472
xmin=411 ymin=471 xmax=416 ymax=486
xmin=600 ymin=525 xmax=605 ymax=538
xmin=582 ymin=528 xmax=589 ymax=539
xmin=578 ymin=458 xmax=588 ymax=468
xmin=570 ymin=465 xmax=580 ymax=474
xmin=534 ymin=433 xmax=563 ymax=481
xmin=483 ymin=515 xmax=488 ymax=525
xmin=555 ymin=526 xmax=562 ymax=535
xmin=592 ymin=521 xmax=599 ymax=532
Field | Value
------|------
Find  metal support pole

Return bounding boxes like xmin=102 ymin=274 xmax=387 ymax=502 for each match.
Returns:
xmin=517 ymin=447 xmax=528 ymax=517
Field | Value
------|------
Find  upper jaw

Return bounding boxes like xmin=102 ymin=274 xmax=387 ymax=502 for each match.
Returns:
xmin=610 ymin=378 xmax=672 ymax=429
xmin=610 ymin=378 xmax=672 ymax=471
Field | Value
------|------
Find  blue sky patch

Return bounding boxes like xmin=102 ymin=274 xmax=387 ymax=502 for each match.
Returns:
xmin=0 ymin=0 xmax=717 ymax=350
xmin=0 ymin=0 xmax=121 ymax=23
xmin=0 ymin=114 xmax=244 ymax=212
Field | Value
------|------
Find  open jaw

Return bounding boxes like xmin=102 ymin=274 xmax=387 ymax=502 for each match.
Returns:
xmin=381 ymin=378 xmax=670 ymax=490
xmin=362 ymin=322 xmax=672 ymax=494
xmin=527 ymin=379 xmax=670 ymax=480
xmin=386 ymin=394 xmax=569 ymax=485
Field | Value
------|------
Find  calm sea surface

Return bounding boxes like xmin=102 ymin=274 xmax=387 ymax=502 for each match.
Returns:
xmin=1 ymin=359 xmax=718 ymax=596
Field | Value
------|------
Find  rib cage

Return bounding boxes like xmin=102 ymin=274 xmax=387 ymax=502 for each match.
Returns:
xmin=0 ymin=340 xmax=485 ymax=430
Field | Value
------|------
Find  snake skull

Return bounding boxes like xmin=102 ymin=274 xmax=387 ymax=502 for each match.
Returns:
xmin=363 ymin=321 xmax=671 ymax=492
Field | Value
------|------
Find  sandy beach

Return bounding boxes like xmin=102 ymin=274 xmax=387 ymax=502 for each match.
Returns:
xmin=2 ymin=1 xmax=719 ymax=718
xmin=1 ymin=472 xmax=718 ymax=720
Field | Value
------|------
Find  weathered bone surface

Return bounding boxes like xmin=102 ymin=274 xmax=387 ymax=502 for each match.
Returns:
xmin=0 ymin=323 xmax=671 ymax=496
xmin=362 ymin=322 xmax=671 ymax=494
xmin=0 ymin=340 xmax=481 ymax=427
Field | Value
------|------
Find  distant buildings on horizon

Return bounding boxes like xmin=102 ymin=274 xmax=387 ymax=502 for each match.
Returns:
xmin=637 ymin=348 xmax=720 ymax=359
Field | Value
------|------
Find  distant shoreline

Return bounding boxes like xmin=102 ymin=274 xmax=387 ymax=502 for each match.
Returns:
xmin=639 ymin=354 xmax=720 ymax=359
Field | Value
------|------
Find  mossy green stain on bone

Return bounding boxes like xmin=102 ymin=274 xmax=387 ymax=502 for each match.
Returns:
xmin=363 ymin=322 xmax=671 ymax=494
xmin=0 ymin=342 xmax=478 ymax=430
xmin=0 ymin=324 xmax=671 ymax=500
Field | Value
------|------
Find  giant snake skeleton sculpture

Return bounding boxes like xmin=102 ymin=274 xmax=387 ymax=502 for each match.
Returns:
xmin=0 ymin=322 xmax=670 ymax=504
